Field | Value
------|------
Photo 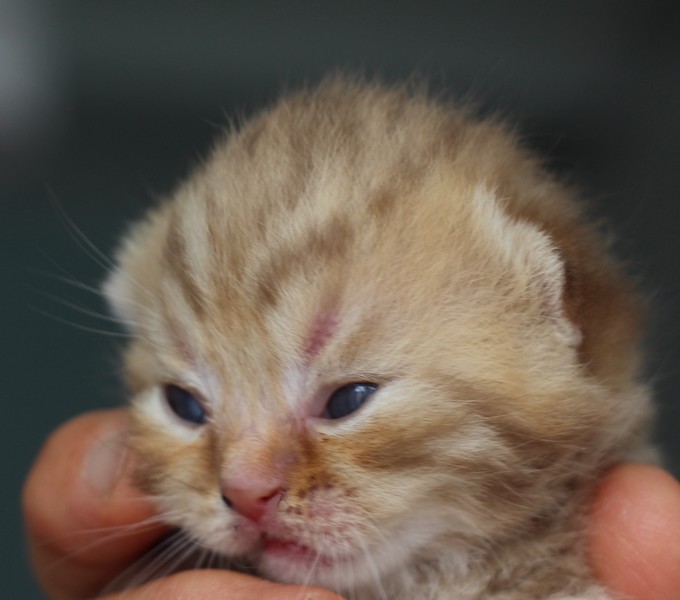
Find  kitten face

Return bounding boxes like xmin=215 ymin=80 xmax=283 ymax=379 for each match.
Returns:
xmin=105 ymin=80 xmax=650 ymax=594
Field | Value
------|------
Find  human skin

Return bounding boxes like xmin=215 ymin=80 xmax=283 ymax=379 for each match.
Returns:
xmin=23 ymin=410 xmax=680 ymax=600
xmin=589 ymin=463 xmax=680 ymax=600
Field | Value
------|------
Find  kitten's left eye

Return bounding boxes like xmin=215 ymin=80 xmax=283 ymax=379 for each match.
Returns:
xmin=325 ymin=383 xmax=378 ymax=419
xmin=164 ymin=384 xmax=207 ymax=425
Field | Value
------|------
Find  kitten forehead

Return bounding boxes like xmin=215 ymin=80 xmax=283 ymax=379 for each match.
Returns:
xmin=304 ymin=310 xmax=340 ymax=361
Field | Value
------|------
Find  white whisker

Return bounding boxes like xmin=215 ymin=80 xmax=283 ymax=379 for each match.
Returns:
xmin=33 ymin=265 xmax=153 ymax=317
xmin=28 ymin=304 xmax=137 ymax=338
xmin=31 ymin=287 xmax=154 ymax=335
xmin=37 ymin=517 xmax=169 ymax=583
xmin=47 ymin=189 xmax=119 ymax=273
xmin=356 ymin=534 xmax=389 ymax=600
xmin=295 ymin=543 xmax=323 ymax=600
xmin=103 ymin=530 xmax=194 ymax=594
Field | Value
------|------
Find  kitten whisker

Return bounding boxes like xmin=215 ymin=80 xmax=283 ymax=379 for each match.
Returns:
xmin=28 ymin=305 xmax=136 ymax=338
xmin=39 ymin=512 xmax=171 ymax=550
xmin=204 ymin=547 xmax=220 ymax=571
xmin=102 ymin=529 xmax=195 ymax=594
xmin=354 ymin=529 xmax=389 ymax=600
xmin=46 ymin=192 xmax=160 ymax=312
xmin=31 ymin=288 xmax=151 ymax=334
xmin=36 ymin=513 xmax=175 ymax=582
xmin=295 ymin=542 xmax=323 ymax=600
xmin=47 ymin=188 xmax=119 ymax=273
xmin=34 ymin=265 xmax=154 ymax=320
xmin=36 ymin=261 xmax=157 ymax=330
xmin=30 ymin=263 xmax=157 ymax=342
xmin=31 ymin=263 xmax=102 ymax=295
xmin=100 ymin=538 xmax=178 ymax=595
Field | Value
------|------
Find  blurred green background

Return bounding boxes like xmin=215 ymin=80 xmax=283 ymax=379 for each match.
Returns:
xmin=2 ymin=2 xmax=678 ymax=597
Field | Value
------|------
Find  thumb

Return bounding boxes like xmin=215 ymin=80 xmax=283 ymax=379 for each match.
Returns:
xmin=23 ymin=409 xmax=167 ymax=599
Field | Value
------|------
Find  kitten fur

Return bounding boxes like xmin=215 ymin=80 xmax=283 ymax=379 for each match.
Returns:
xmin=105 ymin=78 xmax=653 ymax=599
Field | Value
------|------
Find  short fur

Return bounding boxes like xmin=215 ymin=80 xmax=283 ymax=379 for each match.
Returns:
xmin=105 ymin=79 xmax=653 ymax=599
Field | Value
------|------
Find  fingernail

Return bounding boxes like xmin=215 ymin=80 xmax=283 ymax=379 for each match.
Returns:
xmin=84 ymin=426 xmax=129 ymax=499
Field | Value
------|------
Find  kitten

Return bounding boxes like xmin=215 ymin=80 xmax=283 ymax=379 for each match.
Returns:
xmin=104 ymin=78 xmax=654 ymax=599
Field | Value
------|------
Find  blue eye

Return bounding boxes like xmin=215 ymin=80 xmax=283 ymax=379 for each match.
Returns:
xmin=164 ymin=384 xmax=207 ymax=425
xmin=325 ymin=383 xmax=378 ymax=420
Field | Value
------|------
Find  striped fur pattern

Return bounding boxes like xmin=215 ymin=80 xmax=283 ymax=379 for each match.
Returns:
xmin=105 ymin=79 xmax=653 ymax=599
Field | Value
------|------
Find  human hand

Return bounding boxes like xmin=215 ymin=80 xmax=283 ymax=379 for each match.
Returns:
xmin=22 ymin=409 xmax=342 ymax=600
xmin=23 ymin=410 xmax=680 ymax=600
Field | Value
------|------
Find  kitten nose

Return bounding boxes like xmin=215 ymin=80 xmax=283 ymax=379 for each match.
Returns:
xmin=221 ymin=475 xmax=284 ymax=522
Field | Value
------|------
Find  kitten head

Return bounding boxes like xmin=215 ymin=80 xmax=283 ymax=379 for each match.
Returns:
xmin=104 ymin=80 xmax=651 ymax=592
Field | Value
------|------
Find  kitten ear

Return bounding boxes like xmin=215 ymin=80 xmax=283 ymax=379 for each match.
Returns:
xmin=101 ymin=218 xmax=154 ymax=331
xmin=521 ymin=232 xmax=582 ymax=349
xmin=102 ymin=210 xmax=168 ymax=332
xmin=472 ymin=185 xmax=582 ymax=349
xmin=102 ymin=266 xmax=137 ymax=331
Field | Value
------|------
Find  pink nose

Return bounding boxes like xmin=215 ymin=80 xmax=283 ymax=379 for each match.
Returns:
xmin=221 ymin=476 xmax=284 ymax=522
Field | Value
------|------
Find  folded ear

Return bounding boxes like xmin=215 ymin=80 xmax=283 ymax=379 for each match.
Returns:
xmin=102 ymin=199 xmax=178 ymax=332
xmin=471 ymin=185 xmax=582 ymax=349
xmin=102 ymin=265 xmax=135 ymax=331
xmin=101 ymin=215 xmax=159 ymax=332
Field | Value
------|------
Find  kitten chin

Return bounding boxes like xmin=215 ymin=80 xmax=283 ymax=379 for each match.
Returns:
xmin=105 ymin=77 xmax=653 ymax=599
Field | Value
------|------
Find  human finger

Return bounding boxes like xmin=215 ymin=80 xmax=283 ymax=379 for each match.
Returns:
xmin=101 ymin=569 xmax=344 ymax=600
xmin=589 ymin=463 xmax=680 ymax=600
xmin=23 ymin=409 xmax=167 ymax=599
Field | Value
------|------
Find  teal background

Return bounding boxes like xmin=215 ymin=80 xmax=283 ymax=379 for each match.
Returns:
xmin=2 ymin=2 xmax=678 ymax=597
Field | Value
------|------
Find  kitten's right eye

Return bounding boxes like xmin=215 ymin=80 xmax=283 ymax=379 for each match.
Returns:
xmin=164 ymin=384 xmax=207 ymax=425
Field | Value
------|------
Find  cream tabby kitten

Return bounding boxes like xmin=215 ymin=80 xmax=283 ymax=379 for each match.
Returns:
xmin=105 ymin=79 xmax=653 ymax=599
